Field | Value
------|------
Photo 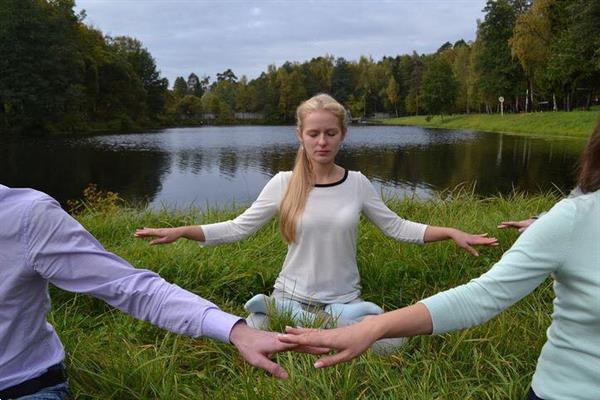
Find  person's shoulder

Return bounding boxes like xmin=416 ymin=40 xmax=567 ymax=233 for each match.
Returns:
xmin=271 ymin=171 xmax=292 ymax=184
xmin=277 ymin=171 xmax=293 ymax=179
xmin=542 ymin=193 xmax=593 ymax=227
xmin=262 ymin=171 xmax=292 ymax=192
xmin=1 ymin=186 xmax=56 ymax=209
xmin=347 ymin=170 xmax=370 ymax=185
xmin=0 ymin=187 xmax=61 ymax=232
xmin=566 ymin=189 xmax=599 ymax=214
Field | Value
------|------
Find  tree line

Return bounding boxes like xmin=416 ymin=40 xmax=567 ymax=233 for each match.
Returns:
xmin=1 ymin=0 xmax=598 ymax=136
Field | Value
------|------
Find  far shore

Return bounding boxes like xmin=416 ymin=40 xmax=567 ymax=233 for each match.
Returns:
xmin=379 ymin=109 xmax=599 ymax=138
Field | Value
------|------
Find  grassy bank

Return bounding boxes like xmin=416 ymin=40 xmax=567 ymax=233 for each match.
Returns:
xmin=382 ymin=109 xmax=599 ymax=138
xmin=52 ymin=191 xmax=561 ymax=399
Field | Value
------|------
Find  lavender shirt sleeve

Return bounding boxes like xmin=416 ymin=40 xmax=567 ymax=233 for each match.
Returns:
xmin=24 ymin=197 xmax=241 ymax=343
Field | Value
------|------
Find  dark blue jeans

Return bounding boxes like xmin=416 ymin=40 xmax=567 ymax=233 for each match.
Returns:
xmin=527 ymin=388 xmax=544 ymax=400
xmin=15 ymin=382 xmax=69 ymax=400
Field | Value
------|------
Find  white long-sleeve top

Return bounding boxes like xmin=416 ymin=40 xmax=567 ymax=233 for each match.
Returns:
xmin=201 ymin=170 xmax=428 ymax=304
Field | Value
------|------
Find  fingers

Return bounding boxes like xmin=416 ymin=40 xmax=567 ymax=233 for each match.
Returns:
xmin=149 ymin=237 xmax=169 ymax=245
xmin=285 ymin=326 xmax=320 ymax=335
xmin=479 ymin=237 xmax=499 ymax=246
xmin=294 ymin=345 xmax=332 ymax=355
xmin=314 ymin=350 xmax=352 ymax=369
xmin=497 ymin=221 xmax=519 ymax=229
xmin=134 ymin=227 xmax=157 ymax=238
xmin=463 ymin=244 xmax=479 ymax=257
xmin=253 ymin=356 xmax=289 ymax=380
xmin=278 ymin=332 xmax=333 ymax=349
xmin=468 ymin=234 xmax=498 ymax=247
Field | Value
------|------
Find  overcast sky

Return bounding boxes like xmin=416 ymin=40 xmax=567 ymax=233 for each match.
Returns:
xmin=74 ymin=0 xmax=487 ymax=87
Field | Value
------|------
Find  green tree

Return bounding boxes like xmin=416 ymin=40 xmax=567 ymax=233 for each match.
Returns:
xmin=173 ymin=76 xmax=188 ymax=98
xmin=187 ymin=73 xmax=207 ymax=97
xmin=510 ymin=0 xmax=552 ymax=111
xmin=0 ymin=0 xmax=86 ymax=134
xmin=331 ymin=57 xmax=355 ymax=105
xmin=216 ymin=68 xmax=238 ymax=83
xmin=176 ymin=94 xmax=203 ymax=120
xmin=452 ymin=43 xmax=472 ymax=113
xmin=405 ymin=52 xmax=425 ymax=115
xmin=420 ymin=57 xmax=458 ymax=119
xmin=235 ymin=75 xmax=252 ymax=112
xmin=475 ymin=0 xmax=527 ymax=112
xmin=277 ymin=67 xmax=306 ymax=121
xmin=108 ymin=36 xmax=168 ymax=119
xmin=385 ymin=76 xmax=400 ymax=117
xmin=302 ymin=56 xmax=333 ymax=96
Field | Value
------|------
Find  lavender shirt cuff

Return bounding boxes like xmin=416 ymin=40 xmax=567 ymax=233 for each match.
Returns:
xmin=202 ymin=308 xmax=243 ymax=343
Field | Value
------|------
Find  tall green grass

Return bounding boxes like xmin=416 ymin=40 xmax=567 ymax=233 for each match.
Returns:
xmin=51 ymin=190 xmax=562 ymax=399
xmin=382 ymin=110 xmax=599 ymax=138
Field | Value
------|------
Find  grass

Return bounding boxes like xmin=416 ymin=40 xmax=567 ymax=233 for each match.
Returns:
xmin=382 ymin=109 xmax=600 ymax=138
xmin=50 ymin=190 xmax=562 ymax=399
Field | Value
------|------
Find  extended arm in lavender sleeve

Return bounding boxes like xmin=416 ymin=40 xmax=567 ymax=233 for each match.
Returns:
xmin=25 ymin=197 xmax=240 ymax=343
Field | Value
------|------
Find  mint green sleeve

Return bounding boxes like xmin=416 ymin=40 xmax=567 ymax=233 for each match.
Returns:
xmin=420 ymin=199 xmax=576 ymax=334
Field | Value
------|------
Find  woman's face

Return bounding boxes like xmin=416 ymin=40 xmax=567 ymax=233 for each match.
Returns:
xmin=298 ymin=110 xmax=345 ymax=166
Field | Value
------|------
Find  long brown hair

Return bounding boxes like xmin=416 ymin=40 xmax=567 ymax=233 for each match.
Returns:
xmin=577 ymin=120 xmax=600 ymax=193
xmin=279 ymin=94 xmax=348 ymax=243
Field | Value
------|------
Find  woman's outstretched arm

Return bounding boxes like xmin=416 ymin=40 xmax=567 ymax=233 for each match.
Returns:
xmin=135 ymin=172 xmax=286 ymax=246
xmin=279 ymin=303 xmax=433 ymax=368
xmin=135 ymin=225 xmax=205 ymax=245
xmin=423 ymin=226 xmax=497 ymax=257
xmin=359 ymin=173 xmax=497 ymax=256
xmin=281 ymin=198 xmax=576 ymax=368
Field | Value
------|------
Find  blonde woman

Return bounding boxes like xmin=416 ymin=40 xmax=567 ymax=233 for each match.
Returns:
xmin=135 ymin=94 xmax=497 ymax=345
xmin=279 ymin=121 xmax=600 ymax=399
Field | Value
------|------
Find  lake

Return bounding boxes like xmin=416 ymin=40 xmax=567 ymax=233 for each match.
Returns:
xmin=0 ymin=125 xmax=586 ymax=208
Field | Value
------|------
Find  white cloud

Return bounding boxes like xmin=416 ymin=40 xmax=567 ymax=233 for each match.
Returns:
xmin=74 ymin=0 xmax=487 ymax=85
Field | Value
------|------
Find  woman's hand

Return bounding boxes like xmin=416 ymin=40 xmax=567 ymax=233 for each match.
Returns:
xmin=497 ymin=218 xmax=536 ymax=233
xmin=279 ymin=316 xmax=383 ymax=368
xmin=229 ymin=321 xmax=329 ymax=380
xmin=134 ymin=227 xmax=185 ymax=245
xmin=424 ymin=226 xmax=499 ymax=257
xmin=450 ymin=230 xmax=498 ymax=257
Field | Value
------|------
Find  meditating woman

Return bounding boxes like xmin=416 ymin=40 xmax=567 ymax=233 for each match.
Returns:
xmin=279 ymin=121 xmax=600 ymax=399
xmin=135 ymin=94 xmax=497 ymax=346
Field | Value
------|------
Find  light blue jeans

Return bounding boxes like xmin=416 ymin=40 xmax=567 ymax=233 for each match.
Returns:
xmin=15 ymin=381 xmax=69 ymax=399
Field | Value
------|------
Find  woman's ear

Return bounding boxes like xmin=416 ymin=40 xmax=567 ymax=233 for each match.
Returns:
xmin=296 ymin=128 xmax=303 ymax=143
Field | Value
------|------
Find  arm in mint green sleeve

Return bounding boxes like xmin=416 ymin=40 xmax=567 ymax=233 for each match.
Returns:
xmin=420 ymin=199 xmax=576 ymax=334
xmin=200 ymin=173 xmax=283 ymax=246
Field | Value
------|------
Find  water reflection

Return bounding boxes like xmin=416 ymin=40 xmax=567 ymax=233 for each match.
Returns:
xmin=0 ymin=125 xmax=585 ymax=208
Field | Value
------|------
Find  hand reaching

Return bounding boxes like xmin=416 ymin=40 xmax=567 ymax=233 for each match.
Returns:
xmin=451 ymin=231 xmax=499 ymax=257
xmin=134 ymin=227 xmax=183 ymax=245
xmin=229 ymin=321 xmax=328 ymax=379
xmin=497 ymin=218 xmax=536 ymax=233
xmin=278 ymin=318 xmax=381 ymax=368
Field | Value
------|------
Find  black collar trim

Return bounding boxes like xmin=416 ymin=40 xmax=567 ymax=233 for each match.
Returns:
xmin=314 ymin=169 xmax=348 ymax=187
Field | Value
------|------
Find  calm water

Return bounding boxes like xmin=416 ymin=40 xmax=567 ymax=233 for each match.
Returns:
xmin=0 ymin=126 xmax=586 ymax=208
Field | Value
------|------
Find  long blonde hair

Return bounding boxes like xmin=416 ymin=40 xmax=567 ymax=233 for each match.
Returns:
xmin=279 ymin=93 xmax=348 ymax=243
